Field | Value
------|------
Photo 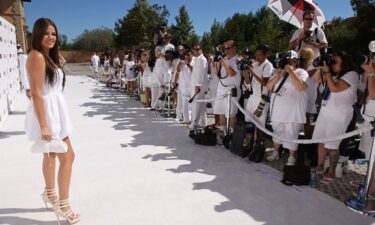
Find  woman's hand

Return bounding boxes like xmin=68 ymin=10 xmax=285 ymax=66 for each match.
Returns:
xmin=362 ymin=63 xmax=375 ymax=73
xmin=41 ymin=126 xmax=52 ymax=141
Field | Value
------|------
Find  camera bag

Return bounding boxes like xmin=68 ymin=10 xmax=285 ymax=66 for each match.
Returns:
xmin=281 ymin=164 xmax=311 ymax=186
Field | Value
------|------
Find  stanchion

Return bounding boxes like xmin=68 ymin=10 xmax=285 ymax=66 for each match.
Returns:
xmin=346 ymin=122 xmax=375 ymax=216
xmin=226 ymin=90 xmax=232 ymax=134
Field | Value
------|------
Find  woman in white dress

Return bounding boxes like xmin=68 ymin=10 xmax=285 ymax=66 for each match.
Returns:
xmin=124 ymin=53 xmax=136 ymax=95
xmin=25 ymin=18 xmax=80 ymax=224
xmin=312 ymin=52 xmax=358 ymax=184
xmin=140 ymin=51 xmax=152 ymax=107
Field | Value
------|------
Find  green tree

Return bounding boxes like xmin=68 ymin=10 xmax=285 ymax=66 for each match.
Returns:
xmin=58 ymin=34 xmax=70 ymax=50
xmin=114 ymin=0 xmax=169 ymax=48
xmin=72 ymin=27 xmax=114 ymax=51
xmin=169 ymin=5 xmax=197 ymax=47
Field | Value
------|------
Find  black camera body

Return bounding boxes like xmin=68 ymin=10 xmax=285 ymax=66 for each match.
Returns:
xmin=312 ymin=48 xmax=335 ymax=67
xmin=303 ymin=30 xmax=313 ymax=43
xmin=214 ymin=47 xmax=226 ymax=62
xmin=236 ymin=48 xmax=255 ymax=71
xmin=165 ymin=49 xmax=179 ymax=61
xmin=272 ymin=51 xmax=292 ymax=69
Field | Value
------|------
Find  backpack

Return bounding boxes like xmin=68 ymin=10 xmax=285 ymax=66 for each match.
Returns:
xmin=189 ymin=126 xmax=217 ymax=146
xmin=281 ymin=165 xmax=311 ymax=186
xmin=248 ymin=142 xmax=266 ymax=163
xmin=230 ymin=122 xmax=255 ymax=158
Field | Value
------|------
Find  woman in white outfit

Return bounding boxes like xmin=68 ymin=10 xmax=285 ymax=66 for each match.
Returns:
xmin=312 ymin=52 xmax=358 ymax=184
xmin=25 ymin=18 xmax=80 ymax=224
xmin=124 ymin=53 xmax=136 ymax=95
xmin=266 ymin=51 xmax=309 ymax=166
xmin=141 ymin=51 xmax=152 ymax=107
xmin=150 ymin=46 xmax=168 ymax=111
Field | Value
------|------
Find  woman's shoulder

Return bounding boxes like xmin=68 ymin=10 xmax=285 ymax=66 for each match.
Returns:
xmin=27 ymin=50 xmax=45 ymax=66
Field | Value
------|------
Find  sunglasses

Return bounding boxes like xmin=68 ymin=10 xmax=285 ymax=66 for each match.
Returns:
xmin=193 ymin=48 xmax=201 ymax=51
xmin=304 ymin=18 xmax=314 ymax=21
xmin=224 ymin=46 xmax=234 ymax=50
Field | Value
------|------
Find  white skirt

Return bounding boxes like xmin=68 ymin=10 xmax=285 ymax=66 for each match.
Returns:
xmin=25 ymin=93 xmax=73 ymax=141
xmin=312 ymin=107 xmax=352 ymax=149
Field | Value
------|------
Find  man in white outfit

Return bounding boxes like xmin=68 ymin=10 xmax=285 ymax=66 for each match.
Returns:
xmin=17 ymin=45 xmax=31 ymax=99
xmin=191 ymin=44 xmax=208 ymax=129
xmin=91 ymin=52 xmax=100 ymax=75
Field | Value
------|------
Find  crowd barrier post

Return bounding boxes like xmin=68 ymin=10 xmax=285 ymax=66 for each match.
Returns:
xmin=226 ymin=90 xmax=232 ymax=134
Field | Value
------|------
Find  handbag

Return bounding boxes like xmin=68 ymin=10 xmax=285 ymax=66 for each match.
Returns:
xmin=31 ymin=137 xmax=68 ymax=154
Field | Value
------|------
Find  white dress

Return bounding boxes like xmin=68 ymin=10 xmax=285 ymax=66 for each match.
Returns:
xmin=25 ymin=68 xmax=73 ymax=141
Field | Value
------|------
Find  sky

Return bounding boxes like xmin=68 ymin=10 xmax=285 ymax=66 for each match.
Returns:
xmin=24 ymin=0 xmax=355 ymax=42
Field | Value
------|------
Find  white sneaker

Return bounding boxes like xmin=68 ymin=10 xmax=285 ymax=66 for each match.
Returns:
xmin=266 ymin=151 xmax=280 ymax=162
xmin=286 ymin=156 xmax=296 ymax=166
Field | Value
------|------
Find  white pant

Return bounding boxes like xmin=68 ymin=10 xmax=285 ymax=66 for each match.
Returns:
xmin=191 ymin=89 xmax=206 ymax=127
xmin=151 ymin=86 xmax=162 ymax=109
xmin=176 ymin=90 xmax=183 ymax=120
xmin=272 ymin=122 xmax=302 ymax=150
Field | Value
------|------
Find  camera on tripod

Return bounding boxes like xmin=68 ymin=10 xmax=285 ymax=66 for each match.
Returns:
xmin=213 ymin=47 xmax=226 ymax=62
xmin=236 ymin=48 xmax=255 ymax=71
xmin=272 ymin=51 xmax=294 ymax=69
xmin=313 ymin=48 xmax=335 ymax=67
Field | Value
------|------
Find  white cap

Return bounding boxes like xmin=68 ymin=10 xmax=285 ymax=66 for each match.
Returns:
xmin=288 ymin=50 xmax=299 ymax=60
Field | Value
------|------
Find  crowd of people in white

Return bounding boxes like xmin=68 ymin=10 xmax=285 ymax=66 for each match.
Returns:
xmin=86 ymin=11 xmax=375 ymax=188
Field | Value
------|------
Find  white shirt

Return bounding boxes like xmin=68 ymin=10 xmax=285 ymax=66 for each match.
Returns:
xmin=113 ymin=57 xmax=121 ymax=67
xmin=18 ymin=53 xmax=29 ymax=90
xmin=151 ymin=57 xmax=169 ymax=86
xmin=290 ymin=27 xmax=328 ymax=59
xmin=208 ymin=63 xmax=219 ymax=93
xmin=125 ymin=61 xmax=136 ymax=78
xmin=270 ymin=68 xmax=309 ymax=123
xmin=321 ymin=71 xmax=358 ymax=114
xmin=91 ymin=55 xmax=100 ymax=67
xmin=245 ymin=59 xmax=274 ymax=99
xmin=191 ymin=54 xmax=208 ymax=91
xmin=217 ymin=55 xmax=241 ymax=91
xmin=179 ymin=64 xmax=192 ymax=90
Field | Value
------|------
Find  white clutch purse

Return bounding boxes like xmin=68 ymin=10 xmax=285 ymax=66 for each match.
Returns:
xmin=31 ymin=137 xmax=68 ymax=154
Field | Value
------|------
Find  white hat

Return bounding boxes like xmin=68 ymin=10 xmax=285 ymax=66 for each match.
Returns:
xmin=288 ymin=50 xmax=299 ymax=60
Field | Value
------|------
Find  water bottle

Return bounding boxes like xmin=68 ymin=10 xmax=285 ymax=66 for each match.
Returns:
xmin=356 ymin=180 xmax=366 ymax=207
xmin=309 ymin=169 xmax=317 ymax=188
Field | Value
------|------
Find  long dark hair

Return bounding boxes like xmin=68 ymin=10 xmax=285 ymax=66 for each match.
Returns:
xmin=333 ymin=51 xmax=357 ymax=78
xmin=31 ymin=18 xmax=65 ymax=88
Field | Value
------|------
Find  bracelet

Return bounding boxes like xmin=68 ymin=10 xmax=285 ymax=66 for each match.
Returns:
xmin=367 ymin=72 xmax=375 ymax=78
xmin=322 ymin=71 xmax=330 ymax=74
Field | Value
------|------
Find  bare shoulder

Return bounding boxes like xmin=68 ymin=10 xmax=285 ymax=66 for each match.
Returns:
xmin=27 ymin=50 xmax=45 ymax=66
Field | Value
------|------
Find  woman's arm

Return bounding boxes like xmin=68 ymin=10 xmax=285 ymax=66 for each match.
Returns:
xmin=285 ymin=65 xmax=308 ymax=91
xmin=313 ymin=68 xmax=322 ymax=84
xmin=26 ymin=51 xmax=50 ymax=140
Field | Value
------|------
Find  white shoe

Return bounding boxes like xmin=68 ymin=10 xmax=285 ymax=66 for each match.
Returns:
xmin=266 ymin=151 xmax=280 ymax=162
xmin=286 ymin=156 xmax=296 ymax=166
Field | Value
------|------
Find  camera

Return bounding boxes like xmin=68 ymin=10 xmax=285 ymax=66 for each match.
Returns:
xmin=213 ymin=47 xmax=226 ymax=62
xmin=236 ymin=48 xmax=255 ymax=71
xmin=355 ymin=41 xmax=375 ymax=66
xmin=272 ymin=51 xmax=293 ymax=69
xmin=165 ymin=48 xmax=179 ymax=61
xmin=313 ymin=48 xmax=335 ymax=67
xmin=303 ymin=30 xmax=313 ymax=43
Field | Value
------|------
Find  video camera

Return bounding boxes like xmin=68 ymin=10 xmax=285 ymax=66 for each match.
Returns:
xmin=272 ymin=51 xmax=293 ymax=69
xmin=213 ymin=47 xmax=226 ymax=62
xmin=313 ymin=48 xmax=335 ymax=67
xmin=236 ymin=48 xmax=255 ymax=71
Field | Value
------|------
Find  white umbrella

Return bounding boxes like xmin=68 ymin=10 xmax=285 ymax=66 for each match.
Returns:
xmin=267 ymin=0 xmax=326 ymax=29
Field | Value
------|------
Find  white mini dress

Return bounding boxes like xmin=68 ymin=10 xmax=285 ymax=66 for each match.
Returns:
xmin=25 ymin=68 xmax=73 ymax=141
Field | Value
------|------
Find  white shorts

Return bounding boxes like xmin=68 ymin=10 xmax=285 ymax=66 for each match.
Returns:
xmin=272 ymin=122 xmax=302 ymax=150
xmin=245 ymin=96 xmax=269 ymax=125
xmin=213 ymin=94 xmax=239 ymax=117
xmin=312 ymin=108 xmax=353 ymax=149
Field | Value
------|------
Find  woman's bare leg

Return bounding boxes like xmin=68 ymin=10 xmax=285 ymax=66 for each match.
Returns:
xmin=57 ymin=137 xmax=75 ymax=201
xmin=42 ymin=153 xmax=58 ymax=202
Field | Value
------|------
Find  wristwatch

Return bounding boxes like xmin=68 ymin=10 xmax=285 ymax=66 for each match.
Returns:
xmin=322 ymin=70 xmax=330 ymax=75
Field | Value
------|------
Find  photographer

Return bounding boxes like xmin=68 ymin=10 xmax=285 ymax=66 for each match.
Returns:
xmin=150 ymin=46 xmax=168 ymax=111
xmin=191 ymin=44 xmax=208 ymax=129
xmin=207 ymin=55 xmax=220 ymax=127
xmin=172 ymin=45 xmax=186 ymax=122
xmin=213 ymin=40 xmax=241 ymax=130
xmin=243 ymin=44 xmax=274 ymax=145
xmin=175 ymin=50 xmax=193 ymax=124
xmin=266 ymin=50 xmax=309 ymax=166
xmin=153 ymin=24 xmax=168 ymax=47
xmin=312 ymin=52 xmax=359 ymax=184
xmin=140 ymin=51 xmax=152 ymax=107
xmin=288 ymin=11 xmax=328 ymax=60
xmin=299 ymin=48 xmax=317 ymax=138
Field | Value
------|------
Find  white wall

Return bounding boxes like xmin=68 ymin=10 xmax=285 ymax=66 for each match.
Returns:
xmin=0 ymin=16 xmax=20 ymax=128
